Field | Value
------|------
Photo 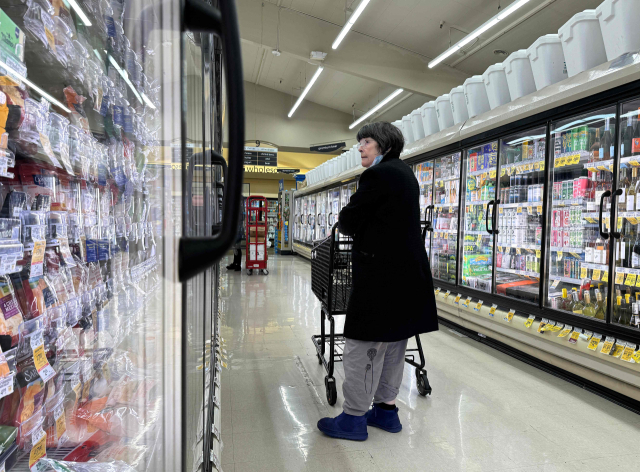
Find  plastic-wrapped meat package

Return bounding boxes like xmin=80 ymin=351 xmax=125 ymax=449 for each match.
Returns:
xmin=52 ymin=16 xmax=71 ymax=68
xmin=44 ymin=304 xmax=66 ymax=351
xmin=10 ymin=99 xmax=42 ymax=156
xmin=53 ymin=173 xmax=75 ymax=212
xmin=23 ymin=0 xmax=51 ymax=50
xmin=70 ymin=257 xmax=87 ymax=295
xmin=18 ymin=163 xmax=55 ymax=205
xmin=69 ymin=125 xmax=88 ymax=181
xmin=0 ymin=361 xmax=44 ymax=428
xmin=0 ymin=276 xmax=23 ymax=346
xmin=51 ymin=0 xmax=76 ymax=36
xmin=0 ymin=191 xmax=27 ymax=219
xmin=64 ymin=87 xmax=89 ymax=133
xmin=95 ymin=443 xmax=146 ymax=468
xmin=42 ymin=459 xmax=137 ymax=472
xmin=11 ymin=275 xmax=42 ymax=320
xmin=16 ymin=403 xmax=44 ymax=449
xmin=44 ymin=387 xmax=67 ymax=447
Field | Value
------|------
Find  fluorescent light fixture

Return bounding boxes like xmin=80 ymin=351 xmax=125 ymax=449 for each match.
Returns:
xmin=497 ymin=0 xmax=531 ymax=20
xmin=0 ymin=59 xmax=71 ymax=113
xmin=429 ymin=0 xmax=532 ymax=69
xmin=108 ymin=54 xmax=144 ymax=105
xmin=141 ymin=93 xmax=157 ymax=110
xmin=288 ymin=66 xmax=324 ymax=118
xmin=348 ymin=88 xmax=404 ymax=129
xmin=66 ymin=0 xmax=92 ymax=26
xmin=332 ymin=0 xmax=371 ymax=50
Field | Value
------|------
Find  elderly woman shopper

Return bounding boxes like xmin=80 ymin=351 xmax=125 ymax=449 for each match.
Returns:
xmin=317 ymin=121 xmax=438 ymax=441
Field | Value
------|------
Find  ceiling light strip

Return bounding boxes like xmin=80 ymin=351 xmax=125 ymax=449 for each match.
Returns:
xmin=288 ymin=66 xmax=324 ymax=118
xmin=332 ymin=0 xmax=371 ymax=50
xmin=428 ymin=0 xmax=531 ymax=69
xmin=66 ymin=0 xmax=92 ymax=26
xmin=0 ymin=60 xmax=71 ymax=113
xmin=349 ymin=88 xmax=404 ymax=129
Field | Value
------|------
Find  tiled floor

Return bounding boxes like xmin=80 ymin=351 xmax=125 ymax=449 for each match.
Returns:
xmin=218 ymin=255 xmax=640 ymax=471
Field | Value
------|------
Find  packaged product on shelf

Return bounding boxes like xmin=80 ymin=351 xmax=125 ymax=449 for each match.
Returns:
xmin=0 ymin=276 xmax=23 ymax=345
xmin=42 ymin=458 xmax=137 ymax=472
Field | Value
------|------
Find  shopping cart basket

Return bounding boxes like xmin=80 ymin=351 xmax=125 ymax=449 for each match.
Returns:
xmin=311 ymin=222 xmax=432 ymax=406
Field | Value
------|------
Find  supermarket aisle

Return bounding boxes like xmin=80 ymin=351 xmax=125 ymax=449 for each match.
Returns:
xmin=218 ymin=256 xmax=640 ymax=472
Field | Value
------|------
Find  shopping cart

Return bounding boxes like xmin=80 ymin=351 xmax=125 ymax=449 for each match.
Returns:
xmin=311 ymin=222 xmax=432 ymax=406
xmin=245 ymin=196 xmax=269 ymax=275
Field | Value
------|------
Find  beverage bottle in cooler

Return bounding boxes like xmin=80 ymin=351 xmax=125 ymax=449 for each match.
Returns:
xmin=560 ymin=288 xmax=571 ymax=310
xmin=572 ymin=291 xmax=584 ymax=314
xmin=613 ymin=294 xmax=622 ymax=323
xmin=633 ymin=223 xmax=640 ymax=268
xmin=633 ymin=108 xmax=640 ymax=156
xmin=600 ymin=118 xmax=613 ymax=160
xmin=628 ymin=168 xmax=638 ymax=212
xmin=583 ymin=290 xmax=596 ymax=317
xmin=594 ymin=233 xmax=604 ymax=264
xmin=622 ymin=113 xmax=635 ymax=157
xmin=621 ymin=294 xmax=633 ymax=325
xmin=631 ymin=302 xmax=640 ymax=327
xmin=619 ymin=167 xmax=628 ymax=212
xmin=595 ymin=289 xmax=606 ymax=320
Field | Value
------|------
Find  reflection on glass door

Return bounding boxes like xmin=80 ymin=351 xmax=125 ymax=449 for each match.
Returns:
xmin=414 ymin=161 xmax=433 ymax=258
xmin=341 ymin=182 xmax=356 ymax=210
xmin=461 ymin=141 xmax=498 ymax=292
xmin=329 ymin=187 xmax=340 ymax=229
xmin=545 ymin=106 xmax=615 ymax=322
xmin=317 ymin=191 xmax=327 ymax=240
xmin=495 ymin=128 xmax=546 ymax=304
xmin=432 ymin=153 xmax=460 ymax=283
xmin=308 ymin=195 xmax=316 ymax=243
xmin=613 ymin=100 xmax=640 ymax=329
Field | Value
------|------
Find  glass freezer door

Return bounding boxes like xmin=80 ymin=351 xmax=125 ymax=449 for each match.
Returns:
xmin=432 ymin=153 xmax=460 ymax=284
xmin=545 ymin=106 xmax=615 ymax=321
xmin=329 ymin=187 xmax=340 ymax=229
xmin=460 ymin=141 xmax=499 ymax=293
xmin=414 ymin=162 xmax=433 ymax=258
xmin=494 ymin=128 xmax=546 ymax=304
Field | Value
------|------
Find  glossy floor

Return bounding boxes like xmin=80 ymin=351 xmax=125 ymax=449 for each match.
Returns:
xmin=218 ymin=255 xmax=640 ymax=472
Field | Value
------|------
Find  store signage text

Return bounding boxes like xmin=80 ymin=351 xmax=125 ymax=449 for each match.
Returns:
xmin=244 ymin=146 xmax=278 ymax=166
xmin=244 ymin=165 xmax=278 ymax=173
xmin=310 ymin=142 xmax=345 ymax=153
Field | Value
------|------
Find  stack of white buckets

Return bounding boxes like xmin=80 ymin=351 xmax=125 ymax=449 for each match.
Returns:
xmin=305 ymin=0 xmax=639 ymax=188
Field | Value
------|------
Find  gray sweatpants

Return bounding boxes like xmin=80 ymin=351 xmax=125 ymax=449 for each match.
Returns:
xmin=342 ymin=338 xmax=409 ymax=416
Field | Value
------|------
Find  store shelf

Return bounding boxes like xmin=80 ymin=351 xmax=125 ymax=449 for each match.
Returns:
xmin=501 ymin=158 xmax=545 ymax=174
xmin=550 ymin=276 xmax=584 ymax=285
xmin=498 ymin=244 xmax=541 ymax=251
xmin=433 ymin=229 xmax=458 ymax=234
xmin=465 ymin=230 xmax=491 ymax=235
xmin=581 ymin=263 xmax=609 ymax=271
xmin=500 ymin=201 xmax=542 ymax=209
xmin=615 ymin=267 xmax=640 ymax=275
xmin=497 ymin=267 xmax=540 ymax=277
xmin=434 ymin=203 xmax=459 ymax=209
xmin=552 ymin=198 xmax=588 ymax=207
xmin=583 ymin=158 xmax=615 ymax=172
xmin=435 ymin=175 xmax=459 ymax=184
xmin=550 ymin=247 xmax=585 ymax=253
xmin=465 ymin=200 xmax=494 ymax=206
xmin=468 ymin=168 xmax=497 ymax=177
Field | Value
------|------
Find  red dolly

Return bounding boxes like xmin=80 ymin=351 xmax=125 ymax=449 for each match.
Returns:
xmin=245 ymin=196 xmax=269 ymax=275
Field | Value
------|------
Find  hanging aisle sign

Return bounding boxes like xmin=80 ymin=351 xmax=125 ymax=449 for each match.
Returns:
xmin=310 ymin=142 xmax=345 ymax=153
xmin=244 ymin=147 xmax=278 ymax=172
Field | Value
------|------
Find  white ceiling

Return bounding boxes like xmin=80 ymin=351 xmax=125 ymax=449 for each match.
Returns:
xmin=239 ymin=0 xmax=607 ymax=123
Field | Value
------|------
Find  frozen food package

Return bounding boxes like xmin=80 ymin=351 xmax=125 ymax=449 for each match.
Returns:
xmin=42 ymin=459 xmax=137 ymax=472
xmin=0 ymin=192 xmax=27 ymax=219
xmin=0 ymin=275 xmax=24 ymax=346
xmin=64 ymin=87 xmax=89 ymax=132
xmin=10 ymin=98 xmax=43 ymax=156
xmin=23 ymin=0 xmax=51 ymax=51
xmin=18 ymin=163 xmax=54 ymax=203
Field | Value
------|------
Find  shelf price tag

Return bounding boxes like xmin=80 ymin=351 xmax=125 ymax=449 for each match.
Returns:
xmin=625 ymin=273 xmax=637 ymax=286
xmin=557 ymin=251 xmax=563 ymax=261
xmin=588 ymin=333 xmax=602 ymax=351
xmin=474 ymin=300 xmax=483 ymax=312
xmin=434 ymin=288 xmax=441 ymax=296
xmin=503 ymin=309 xmax=515 ymax=322
xmin=580 ymin=266 xmax=588 ymax=278
xmin=627 ymin=216 xmax=639 ymax=225
xmin=516 ymin=248 xmax=521 ymax=255
xmin=537 ymin=318 xmax=549 ymax=333
xmin=600 ymin=336 xmax=615 ymax=355
xmin=621 ymin=343 xmax=636 ymax=362
xmin=632 ymin=350 xmax=640 ymax=364
xmin=31 ymin=331 xmax=55 ymax=383
xmin=489 ymin=304 xmax=498 ymax=316
xmin=592 ymin=269 xmax=601 ymax=281
xmin=615 ymin=272 xmax=625 ymax=284
xmin=454 ymin=294 xmax=462 ymax=305
xmin=612 ymin=340 xmax=625 ymax=358
xmin=490 ymin=170 xmax=496 ymax=178
xmin=443 ymin=290 xmax=451 ymax=299
xmin=461 ymin=297 xmax=471 ymax=308
xmin=551 ymin=279 xmax=561 ymax=288
xmin=54 ymin=405 xmax=66 ymax=439
xmin=29 ymin=428 xmax=46 ymax=472
xmin=551 ymin=323 xmax=564 ymax=332
xmin=0 ymin=374 xmax=14 ymax=400
xmin=537 ymin=206 xmax=543 ymax=214
xmin=524 ymin=315 xmax=535 ymax=328
xmin=569 ymin=329 xmax=581 ymax=344
xmin=558 ymin=325 xmax=572 ymax=338
xmin=584 ymin=217 xmax=596 ymax=223
xmin=602 ymin=271 xmax=609 ymax=282
xmin=499 ymin=207 xmax=504 ymax=214
xmin=517 ymin=207 xmax=522 ymax=214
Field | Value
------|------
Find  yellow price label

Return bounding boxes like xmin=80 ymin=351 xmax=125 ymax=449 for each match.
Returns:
xmin=498 ymin=246 xmax=503 ymax=252
xmin=454 ymin=294 xmax=461 ymax=304
xmin=615 ymin=272 xmax=625 ymax=284
xmin=524 ymin=315 xmax=535 ymax=328
xmin=539 ymin=161 xmax=545 ymax=171
xmin=585 ymin=217 xmax=596 ymax=223
xmin=569 ymin=330 xmax=581 ymax=342
xmin=461 ymin=297 xmax=471 ymax=308
xmin=588 ymin=336 xmax=602 ymax=351
xmin=618 ymin=217 xmax=623 ymax=230
xmin=601 ymin=339 xmax=615 ymax=355
xmin=632 ymin=350 xmax=640 ymax=363
xmin=516 ymin=248 xmax=521 ymax=255
xmin=55 ymin=409 xmax=67 ymax=439
xmin=557 ymin=251 xmax=563 ymax=261
xmin=551 ymin=279 xmax=561 ymax=288
xmin=537 ymin=206 xmax=542 ymax=214
xmin=573 ymin=154 xmax=581 ymax=164
xmin=592 ymin=269 xmax=601 ymax=281
xmin=33 ymin=344 xmax=47 ymax=372
xmin=29 ymin=430 xmax=46 ymax=469
xmin=602 ymin=271 xmax=609 ymax=282
xmin=536 ymin=250 xmax=541 ymax=258
xmin=628 ymin=217 xmax=639 ymax=225
xmin=558 ymin=326 xmax=572 ymax=338
xmin=517 ymin=207 xmax=522 ymax=213
xmin=443 ymin=291 xmax=451 ymax=299
xmin=534 ymin=162 xmax=540 ymax=170
xmin=506 ymin=309 xmax=515 ymax=321
xmin=587 ymin=166 xmax=597 ymax=173
xmin=435 ymin=288 xmax=441 ymax=295
xmin=580 ymin=267 xmax=588 ymax=278
xmin=499 ymin=207 xmax=504 ymax=214
xmin=625 ymin=273 xmax=637 ymax=286
xmin=490 ymin=170 xmax=496 ymax=178
xmin=612 ymin=344 xmax=625 ymax=358
xmin=609 ymin=164 xmax=613 ymax=171
xmin=489 ymin=305 xmax=498 ymax=315
xmin=621 ymin=345 xmax=636 ymax=362
xmin=474 ymin=300 xmax=483 ymax=311
xmin=631 ymin=160 xmax=640 ymax=166
xmin=500 ymin=168 xmax=506 ymax=177
xmin=597 ymin=165 xmax=608 ymax=171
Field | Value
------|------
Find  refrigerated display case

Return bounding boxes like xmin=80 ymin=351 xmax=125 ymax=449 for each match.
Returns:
xmin=276 ymin=189 xmax=293 ymax=255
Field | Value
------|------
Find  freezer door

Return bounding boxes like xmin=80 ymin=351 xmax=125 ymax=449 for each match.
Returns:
xmin=493 ymin=127 xmax=546 ymax=304
xmin=432 ymin=153 xmax=461 ymax=284
xmin=460 ymin=141 xmax=499 ymax=293
xmin=415 ymin=161 xmax=433 ymax=259
xmin=545 ymin=106 xmax=616 ymax=322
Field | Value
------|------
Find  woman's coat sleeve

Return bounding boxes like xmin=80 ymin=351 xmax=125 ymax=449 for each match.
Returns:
xmin=338 ymin=170 xmax=381 ymax=236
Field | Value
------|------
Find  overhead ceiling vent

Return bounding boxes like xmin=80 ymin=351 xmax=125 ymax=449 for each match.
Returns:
xmin=310 ymin=51 xmax=327 ymax=61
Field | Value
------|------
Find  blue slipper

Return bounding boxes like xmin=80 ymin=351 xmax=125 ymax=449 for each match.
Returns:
xmin=317 ymin=412 xmax=368 ymax=441
xmin=365 ymin=404 xmax=402 ymax=433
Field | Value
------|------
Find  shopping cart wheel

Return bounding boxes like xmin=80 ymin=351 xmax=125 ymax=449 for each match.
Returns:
xmin=325 ymin=376 xmax=337 ymax=406
xmin=261 ymin=269 xmax=269 ymax=275
xmin=246 ymin=269 xmax=253 ymax=275
xmin=416 ymin=369 xmax=432 ymax=396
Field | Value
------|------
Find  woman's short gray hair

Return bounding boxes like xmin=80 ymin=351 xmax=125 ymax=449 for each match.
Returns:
xmin=356 ymin=122 xmax=405 ymax=160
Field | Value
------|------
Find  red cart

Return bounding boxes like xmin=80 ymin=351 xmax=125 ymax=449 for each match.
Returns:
xmin=245 ymin=196 xmax=269 ymax=275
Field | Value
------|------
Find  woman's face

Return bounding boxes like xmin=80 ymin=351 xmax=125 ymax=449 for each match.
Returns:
xmin=358 ymin=137 xmax=382 ymax=168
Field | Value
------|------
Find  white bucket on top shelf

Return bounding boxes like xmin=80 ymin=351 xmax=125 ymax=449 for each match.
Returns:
xmin=435 ymin=94 xmax=454 ymax=131
xmin=420 ymin=101 xmax=439 ymax=136
xmin=402 ymin=114 xmax=415 ymax=144
xmin=463 ymin=76 xmax=491 ymax=118
xmin=527 ymin=34 xmax=568 ymax=90
xmin=596 ymin=0 xmax=640 ymax=61
xmin=449 ymin=86 xmax=469 ymax=124
xmin=503 ymin=50 xmax=537 ymax=100
xmin=341 ymin=153 xmax=348 ymax=171
xmin=347 ymin=149 xmax=354 ymax=168
xmin=482 ymin=63 xmax=512 ymax=110
xmin=558 ymin=10 xmax=607 ymax=77
xmin=410 ymin=109 xmax=425 ymax=141
xmin=392 ymin=120 xmax=403 ymax=133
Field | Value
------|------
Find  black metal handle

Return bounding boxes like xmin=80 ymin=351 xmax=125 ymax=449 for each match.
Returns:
xmin=179 ymin=0 xmax=245 ymax=282
xmin=425 ymin=205 xmax=434 ymax=232
xmin=485 ymin=200 xmax=494 ymax=235
xmin=612 ymin=188 xmax=622 ymax=239
xmin=492 ymin=199 xmax=500 ymax=235
xmin=599 ymin=190 xmax=611 ymax=240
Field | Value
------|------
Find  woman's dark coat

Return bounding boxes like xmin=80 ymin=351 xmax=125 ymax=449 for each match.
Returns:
xmin=338 ymin=155 xmax=438 ymax=342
